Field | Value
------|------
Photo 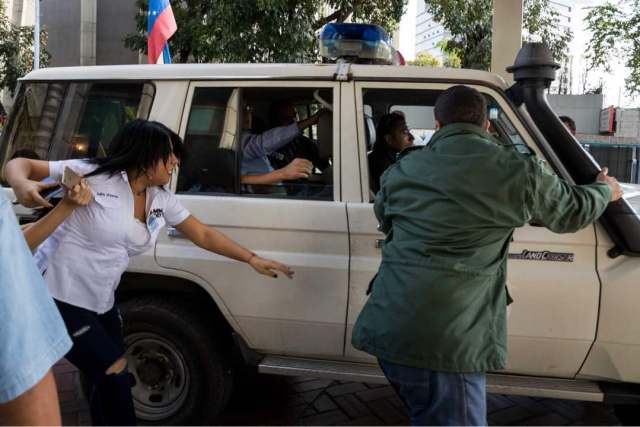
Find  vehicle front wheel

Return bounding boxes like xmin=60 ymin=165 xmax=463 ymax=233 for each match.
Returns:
xmin=121 ymin=296 xmax=233 ymax=425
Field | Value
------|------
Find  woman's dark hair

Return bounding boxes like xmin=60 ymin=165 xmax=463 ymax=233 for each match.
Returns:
xmin=373 ymin=112 xmax=406 ymax=151
xmin=434 ymin=85 xmax=487 ymax=127
xmin=85 ymin=119 xmax=185 ymax=178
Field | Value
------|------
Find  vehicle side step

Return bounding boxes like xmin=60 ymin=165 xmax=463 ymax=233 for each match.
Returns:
xmin=258 ymin=356 xmax=604 ymax=402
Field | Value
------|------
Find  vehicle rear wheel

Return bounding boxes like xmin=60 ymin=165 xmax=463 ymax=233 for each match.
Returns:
xmin=121 ymin=296 xmax=233 ymax=425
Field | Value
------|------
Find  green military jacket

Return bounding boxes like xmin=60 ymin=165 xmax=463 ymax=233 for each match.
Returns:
xmin=351 ymin=122 xmax=612 ymax=373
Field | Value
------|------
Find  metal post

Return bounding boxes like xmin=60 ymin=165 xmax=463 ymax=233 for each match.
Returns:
xmin=34 ymin=0 xmax=40 ymax=70
xmin=491 ymin=0 xmax=523 ymax=84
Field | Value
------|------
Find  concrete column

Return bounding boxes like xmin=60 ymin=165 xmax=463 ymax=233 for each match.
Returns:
xmin=491 ymin=0 xmax=523 ymax=85
xmin=79 ymin=0 xmax=97 ymax=65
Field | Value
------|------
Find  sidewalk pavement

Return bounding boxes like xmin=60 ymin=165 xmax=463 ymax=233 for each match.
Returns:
xmin=54 ymin=359 xmax=621 ymax=426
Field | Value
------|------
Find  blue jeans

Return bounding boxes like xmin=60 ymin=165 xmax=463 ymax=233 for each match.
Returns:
xmin=378 ymin=359 xmax=486 ymax=426
xmin=55 ymin=300 xmax=136 ymax=426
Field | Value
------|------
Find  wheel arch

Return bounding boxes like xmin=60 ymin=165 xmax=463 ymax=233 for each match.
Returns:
xmin=115 ymin=271 xmax=245 ymax=345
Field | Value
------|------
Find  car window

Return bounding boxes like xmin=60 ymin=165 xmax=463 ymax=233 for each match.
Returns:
xmin=176 ymin=87 xmax=238 ymax=194
xmin=362 ymin=87 xmax=532 ymax=199
xmin=1 ymin=81 xmax=152 ymax=180
xmin=177 ymin=86 xmax=335 ymax=201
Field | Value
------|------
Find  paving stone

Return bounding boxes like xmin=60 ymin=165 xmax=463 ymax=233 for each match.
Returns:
xmin=57 ymin=391 xmax=76 ymax=404
xmin=581 ymin=402 xmax=621 ymax=426
xmin=488 ymin=394 xmax=516 ymax=413
xmin=59 ymin=398 xmax=89 ymax=413
xmin=53 ymin=360 xmax=77 ymax=374
xmin=292 ymin=378 xmax=333 ymax=392
xmin=289 ymin=403 xmax=314 ymax=419
xmin=284 ymin=393 xmax=307 ymax=407
xmin=292 ymin=376 xmax=319 ymax=384
xmin=77 ymin=411 xmax=92 ymax=426
xmin=335 ymin=394 xmax=371 ymax=418
xmin=365 ymin=382 xmax=390 ymax=389
xmin=388 ymin=395 xmax=406 ymax=410
xmin=523 ymin=412 xmax=570 ymax=426
xmin=56 ymin=372 xmax=76 ymax=392
xmin=300 ymin=389 xmax=324 ymax=403
xmin=539 ymin=399 xmax=585 ymax=421
xmin=313 ymin=394 xmax=338 ymax=412
xmin=505 ymin=395 xmax=549 ymax=416
xmin=302 ymin=407 xmax=317 ymax=417
xmin=301 ymin=409 xmax=350 ymax=426
xmin=367 ymin=399 xmax=408 ymax=424
xmin=61 ymin=412 xmax=78 ymax=427
xmin=326 ymin=382 xmax=368 ymax=397
xmin=355 ymin=385 xmax=397 ymax=402
xmin=344 ymin=415 xmax=386 ymax=425
xmin=54 ymin=360 xmax=622 ymax=427
xmin=489 ymin=405 xmax=534 ymax=425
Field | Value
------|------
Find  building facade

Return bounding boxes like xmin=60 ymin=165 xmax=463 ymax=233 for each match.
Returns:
xmin=41 ymin=0 xmax=140 ymax=67
xmin=415 ymin=0 xmax=576 ymax=83
xmin=414 ymin=0 xmax=450 ymax=60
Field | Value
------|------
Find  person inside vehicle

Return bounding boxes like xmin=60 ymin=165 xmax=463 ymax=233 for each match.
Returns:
xmin=559 ymin=115 xmax=577 ymax=136
xmin=368 ymin=112 xmax=414 ymax=194
xmin=240 ymin=104 xmax=325 ymax=188
xmin=267 ymin=100 xmax=330 ymax=172
xmin=5 ymin=119 xmax=294 ymax=426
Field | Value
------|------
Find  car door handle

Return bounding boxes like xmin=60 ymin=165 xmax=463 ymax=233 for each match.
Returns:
xmin=375 ymin=239 xmax=384 ymax=248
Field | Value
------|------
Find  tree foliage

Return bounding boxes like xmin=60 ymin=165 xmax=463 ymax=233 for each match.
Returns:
xmin=0 ymin=2 xmax=50 ymax=95
xmin=435 ymin=39 xmax=461 ymax=68
xmin=422 ymin=0 xmax=572 ymax=70
xmin=585 ymin=0 xmax=640 ymax=96
xmin=522 ymin=0 xmax=572 ymax=66
xmin=408 ymin=51 xmax=440 ymax=67
xmin=125 ymin=0 xmax=406 ymax=63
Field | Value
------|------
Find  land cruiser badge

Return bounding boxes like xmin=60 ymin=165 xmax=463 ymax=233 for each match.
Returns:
xmin=508 ymin=250 xmax=574 ymax=262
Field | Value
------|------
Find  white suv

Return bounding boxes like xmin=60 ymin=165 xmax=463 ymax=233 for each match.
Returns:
xmin=2 ymin=43 xmax=640 ymax=424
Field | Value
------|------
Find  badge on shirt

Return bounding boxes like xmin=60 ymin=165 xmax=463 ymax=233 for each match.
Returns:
xmin=147 ymin=208 xmax=165 ymax=233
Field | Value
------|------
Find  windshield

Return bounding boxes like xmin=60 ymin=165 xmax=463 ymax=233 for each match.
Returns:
xmin=0 ymin=81 xmax=154 ymax=183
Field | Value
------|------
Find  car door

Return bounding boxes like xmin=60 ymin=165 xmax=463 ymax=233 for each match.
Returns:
xmin=155 ymin=81 xmax=350 ymax=358
xmin=343 ymin=80 xmax=600 ymax=378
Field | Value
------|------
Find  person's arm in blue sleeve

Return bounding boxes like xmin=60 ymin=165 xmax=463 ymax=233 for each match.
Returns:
xmin=0 ymin=192 xmax=72 ymax=423
xmin=242 ymin=123 xmax=300 ymax=160
xmin=242 ymin=110 xmax=326 ymax=160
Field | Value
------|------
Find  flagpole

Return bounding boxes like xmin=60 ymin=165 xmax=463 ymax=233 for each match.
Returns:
xmin=34 ymin=0 xmax=40 ymax=70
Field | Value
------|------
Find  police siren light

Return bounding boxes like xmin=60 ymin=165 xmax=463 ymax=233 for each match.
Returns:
xmin=319 ymin=23 xmax=404 ymax=65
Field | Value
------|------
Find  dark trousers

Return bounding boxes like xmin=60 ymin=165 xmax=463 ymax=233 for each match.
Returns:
xmin=55 ymin=300 xmax=136 ymax=426
xmin=379 ymin=358 xmax=486 ymax=426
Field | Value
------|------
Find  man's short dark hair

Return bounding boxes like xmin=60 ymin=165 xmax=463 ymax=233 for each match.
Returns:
xmin=559 ymin=115 xmax=576 ymax=133
xmin=434 ymin=85 xmax=487 ymax=127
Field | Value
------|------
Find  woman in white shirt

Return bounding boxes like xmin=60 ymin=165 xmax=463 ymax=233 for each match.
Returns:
xmin=6 ymin=119 xmax=293 ymax=426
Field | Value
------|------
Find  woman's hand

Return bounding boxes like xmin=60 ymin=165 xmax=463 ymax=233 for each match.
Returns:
xmin=61 ymin=179 xmax=92 ymax=207
xmin=12 ymin=179 xmax=58 ymax=208
xmin=248 ymin=255 xmax=294 ymax=279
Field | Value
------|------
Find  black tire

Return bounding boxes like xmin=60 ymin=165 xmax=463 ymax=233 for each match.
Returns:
xmin=120 ymin=296 xmax=233 ymax=425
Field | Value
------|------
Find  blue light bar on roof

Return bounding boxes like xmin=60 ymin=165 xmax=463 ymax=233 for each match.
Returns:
xmin=319 ymin=23 xmax=395 ymax=65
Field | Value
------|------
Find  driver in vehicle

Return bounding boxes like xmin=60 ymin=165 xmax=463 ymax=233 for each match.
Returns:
xmin=240 ymin=104 xmax=324 ymax=188
xmin=267 ymin=100 xmax=330 ymax=173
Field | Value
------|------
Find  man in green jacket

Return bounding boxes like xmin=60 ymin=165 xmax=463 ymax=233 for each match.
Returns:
xmin=351 ymin=85 xmax=623 ymax=426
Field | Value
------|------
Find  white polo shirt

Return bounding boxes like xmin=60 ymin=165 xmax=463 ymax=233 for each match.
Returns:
xmin=34 ymin=159 xmax=190 ymax=314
